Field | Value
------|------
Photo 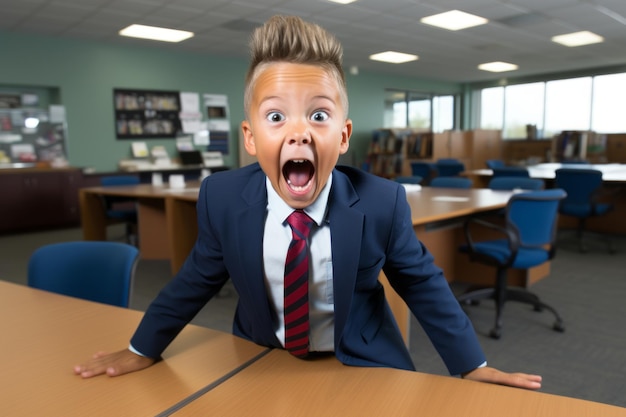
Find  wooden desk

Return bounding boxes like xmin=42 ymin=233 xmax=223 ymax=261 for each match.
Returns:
xmin=0 ymin=280 xmax=269 ymax=417
xmin=79 ymin=183 xmax=201 ymax=273
xmin=467 ymin=163 xmax=626 ymax=186
xmin=465 ymin=163 xmax=626 ymax=234
xmin=170 ymin=349 xmax=626 ymax=417
xmin=381 ymin=187 xmax=550 ymax=342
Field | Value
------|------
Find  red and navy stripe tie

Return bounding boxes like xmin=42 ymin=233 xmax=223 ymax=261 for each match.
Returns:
xmin=284 ymin=210 xmax=314 ymax=357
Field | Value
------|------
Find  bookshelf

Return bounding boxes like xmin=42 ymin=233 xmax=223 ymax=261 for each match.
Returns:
xmin=366 ymin=128 xmax=433 ymax=178
xmin=550 ymin=130 xmax=608 ymax=162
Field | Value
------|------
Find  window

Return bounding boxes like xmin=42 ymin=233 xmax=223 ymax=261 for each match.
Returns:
xmin=476 ymin=73 xmax=626 ymax=139
xmin=503 ymin=82 xmax=544 ymax=139
xmin=592 ymin=73 xmax=626 ymax=133
xmin=433 ymin=95 xmax=454 ymax=132
xmin=480 ymin=87 xmax=504 ymax=130
xmin=383 ymin=89 xmax=455 ymax=132
xmin=544 ymin=77 xmax=592 ymax=138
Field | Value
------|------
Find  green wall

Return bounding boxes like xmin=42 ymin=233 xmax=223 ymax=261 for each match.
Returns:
xmin=1 ymin=30 xmax=462 ymax=172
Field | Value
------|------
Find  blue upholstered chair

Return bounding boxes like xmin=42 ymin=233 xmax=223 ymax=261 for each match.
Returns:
xmin=100 ymin=175 xmax=140 ymax=244
xmin=457 ymin=189 xmax=567 ymax=339
xmin=430 ymin=176 xmax=473 ymax=189
xmin=435 ymin=158 xmax=465 ymax=177
xmin=488 ymin=177 xmax=545 ymax=191
xmin=28 ymin=241 xmax=139 ymax=307
xmin=485 ymin=159 xmax=505 ymax=169
xmin=554 ymin=168 xmax=615 ymax=253
xmin=410 ymin=162 xmax=436 ymax=185
xmin=492 ymin=166 xmax=530 ymax=178
xmin=395 ymin=175 xmax=423 ymax=185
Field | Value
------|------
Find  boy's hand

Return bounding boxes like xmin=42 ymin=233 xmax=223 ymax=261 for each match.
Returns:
xmin=74 ymin=349 xmax=155 ymax=378
xmin=462 ymin=366 xmax=542 ymax=390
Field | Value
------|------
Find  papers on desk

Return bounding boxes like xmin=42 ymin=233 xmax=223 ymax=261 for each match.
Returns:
xmin=164 ymin=187 xmax=200 ymax=193
xmin=401 ymin=184 xmax=422 ymax=193
xmin=431 ymin=196 xmax=470 ymax=202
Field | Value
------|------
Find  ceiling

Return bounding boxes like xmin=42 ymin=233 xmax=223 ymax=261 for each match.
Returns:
xmin=2 ymin=0 xmax=626 ymax=83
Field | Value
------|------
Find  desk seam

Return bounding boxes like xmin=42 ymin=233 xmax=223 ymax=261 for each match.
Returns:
xmin=155 ymin=347 xmax=273 ymax=417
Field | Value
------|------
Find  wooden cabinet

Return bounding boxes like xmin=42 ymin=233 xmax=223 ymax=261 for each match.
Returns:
xmin=433 ymin=129 xmax=502 ymax=170
xmin=0 ymin=169 xmax=81 ymax=233
xmin=502 ymin=140 xmax=551 ymax=164
xmin=605 ymin=134 xmax=626 ymax=163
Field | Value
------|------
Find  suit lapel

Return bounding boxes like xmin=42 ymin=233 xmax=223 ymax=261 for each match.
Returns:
xmin=234 ymin=168 xmax=279 ymax=344
xmin=327 ymin=170 xmax=364 ymax=344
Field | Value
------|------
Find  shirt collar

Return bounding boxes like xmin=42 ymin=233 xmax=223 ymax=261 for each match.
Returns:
xmin=266 ymin=173 xmax=332 ymax=227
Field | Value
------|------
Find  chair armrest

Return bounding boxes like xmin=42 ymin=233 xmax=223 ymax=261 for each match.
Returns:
xmin=463 ymin=217 xmax=521 ymax=267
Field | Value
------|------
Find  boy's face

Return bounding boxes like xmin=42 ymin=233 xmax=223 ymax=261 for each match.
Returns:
xmin=242 ymin=62 xmax=352 ymax=209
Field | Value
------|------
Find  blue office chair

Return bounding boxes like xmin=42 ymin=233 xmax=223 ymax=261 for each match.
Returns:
xmin=435 ymin=158 xmax=465 ymax=177
xmin=28 ymin=241 xmax=139 ymax=308
xmin=457 ymin=189 xmax=567 ymax=339
xmin=430 ymin=176 xmax=473 ymax=189
xmin=410 ymin=162 xmax=436 ymax=185
xmin=554 ymin=168 xmax=615 ymax=253
xmin=488 ymin=177 xmax=545 ymax=191
xmin=486 ymin=159 xmax=505 ymax=169
xmin=100 ymin=175 xmax=140 ymax=244
xmin=492 ymin=166 xmax=530 ymax=178
xmin=395 ymin=175 xmax=423 ymax=185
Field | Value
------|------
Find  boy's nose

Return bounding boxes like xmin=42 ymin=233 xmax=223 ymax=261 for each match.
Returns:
xmin=286 ymin=125 xmax=311 ymax=145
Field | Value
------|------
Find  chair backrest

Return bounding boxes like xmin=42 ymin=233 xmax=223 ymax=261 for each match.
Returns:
xmin=485 ymin=159 xmax=505 ymax=169
xmin=430 ymin=176 xmax=473 ymax=189
xmin=435 ymin=159 xmax=465 ymax=177
xmin=554 ymin=168 xmax=603 ymax=205
xmin=27 ymin=241 xmax=139 ymax=307
xmin=101 ymin=175 xmax=140 ymax=187
xmin=410 ymin=162 xmax=436 ymax=183
xmin=506 ymin=189 xmax=567 ymax=249
xmin=395 ymin=175 xmax=423 ymax=185
xmin=488 ymin=176 xmax=545 ymax=191
xmin=492 ymin=166 xmax=530 ymax=178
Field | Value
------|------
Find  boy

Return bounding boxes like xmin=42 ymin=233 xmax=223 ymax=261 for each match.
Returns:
xmin=75 ymin=15 xmax=541 ymax=390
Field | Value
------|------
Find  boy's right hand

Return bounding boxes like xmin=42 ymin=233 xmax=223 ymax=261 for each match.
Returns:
xmin=74 ymin=349 xmax=155 ymax=378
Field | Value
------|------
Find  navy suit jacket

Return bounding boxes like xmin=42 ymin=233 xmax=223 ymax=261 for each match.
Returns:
xmin=131 ymin=163 xmax=485 ymax=375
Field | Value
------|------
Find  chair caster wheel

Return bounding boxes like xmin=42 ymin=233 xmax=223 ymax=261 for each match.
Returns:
xmin=489 ymin=329 xmax=501 ymax=339
xmin=553 ymin=322 xmax=565 ymax=332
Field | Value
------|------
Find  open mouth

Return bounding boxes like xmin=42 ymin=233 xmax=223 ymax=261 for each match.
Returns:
xmin=283 ymin=159 xmax=315 ymax=192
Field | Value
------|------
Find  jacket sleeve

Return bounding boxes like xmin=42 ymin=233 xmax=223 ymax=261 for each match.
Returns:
xmin=383 ymin=184 xmax=486 ymax=375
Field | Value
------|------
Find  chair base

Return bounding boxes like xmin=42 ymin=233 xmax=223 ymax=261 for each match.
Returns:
xmin=558 ymin=227 xmax=615 ymax=254
xmin=457 ymin=286 xmax=564 ymax=339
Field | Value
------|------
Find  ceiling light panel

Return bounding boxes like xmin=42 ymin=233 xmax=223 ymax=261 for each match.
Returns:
xmin=119 ymin=24 xmax=194 ymax=43
xmin=421 ymin=10 xmax=488 ymax=31
xmin=551 ymin=31 xmax=604 ymax=47
xmin=369 ymin=51 xmax=419 ymax=64
xmin=478 ymin=61 xmax=519 ymax=72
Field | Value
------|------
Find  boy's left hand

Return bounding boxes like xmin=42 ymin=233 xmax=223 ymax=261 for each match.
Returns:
xmin=462 ymin=366 xmax=542 ymax=390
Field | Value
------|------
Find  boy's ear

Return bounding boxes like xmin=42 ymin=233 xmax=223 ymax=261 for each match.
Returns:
xmin=339 ymin=119 xmax=353 ymax=154
xmin=241 ymin=121 xmax=257 ymax=156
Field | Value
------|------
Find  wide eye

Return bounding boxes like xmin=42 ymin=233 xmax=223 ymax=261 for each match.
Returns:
xmin=266 ymin=112 xmax=285 ymax=122
xmin=311 ymin=111 xmax=329 ymax=122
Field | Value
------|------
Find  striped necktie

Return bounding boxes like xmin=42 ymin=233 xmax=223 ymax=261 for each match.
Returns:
xmin=284 ymin=209 xmax=314 ymax=357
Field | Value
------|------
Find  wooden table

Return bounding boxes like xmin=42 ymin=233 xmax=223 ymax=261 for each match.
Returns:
xmin=464 ymin=163 xmax=626 ymax=234
xmin=170 ymin=349 xmax=626 ymax=417
xmin=381 ymin=186 xmax=548 ymax=342
xmin=79 ymin=183 xmax=518 ymax=277
xmin=0 ymin=280 xmax=269 ymax=417
xmin=79 ymin=183 xmax=201 ymax=273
